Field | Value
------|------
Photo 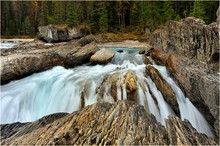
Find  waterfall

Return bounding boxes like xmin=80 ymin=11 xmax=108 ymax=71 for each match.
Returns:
xmin=0 ymin=48 xmax=214 ymax=137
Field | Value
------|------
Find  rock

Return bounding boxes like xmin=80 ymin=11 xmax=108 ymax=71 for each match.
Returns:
xmin=38 ymin=24 xmax=90 ymax=43
xmin=78 ymin=35 xmax=96 ymax=47
xmin=0 ymin=101 xmax=217 ymax=145
xmin=98 ymin=71 xmax=138 ymax=102
xmin=90 ymin=49 xmax=115 ymax=64
xmin=146 ymin=48 xmax=219 ymax=138
xmin=142 ymin=55 xmax=152 ymax=65
xmin=216 ymin=6 xmax=220 ymax=22
xmin=146 ymin=65 xmax=179 ymax=115
xmin=1 ymin=41 xmax=99 ymax=84
xmin=148 ymin=17 xmax=219 ymax=70
xmin=139 ymin=49 xmax=145 ymax=54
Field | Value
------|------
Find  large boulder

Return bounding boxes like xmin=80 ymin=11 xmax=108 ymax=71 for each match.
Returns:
xmin=90 ymin=48 xmax=115 ymax=64
xmin=0 ymin=101 xmax=217 ymax=145
xmin=148 ymin=17 xmax=219 ymax=70
xmin=38 ymin=24 xmax=90 ymax=43
xmin=1 ymin=41 xmax=99 ymax=84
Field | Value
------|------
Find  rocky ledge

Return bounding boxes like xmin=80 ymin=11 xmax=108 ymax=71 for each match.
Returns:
xmin=1 ymin=40 xmax=98 ymax=84
xmin=0 ymin=100 xmax=217 ymax=145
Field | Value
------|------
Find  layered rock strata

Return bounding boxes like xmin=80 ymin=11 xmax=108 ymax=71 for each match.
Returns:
xmin=0 ymin=101 xmax=217 ymax=145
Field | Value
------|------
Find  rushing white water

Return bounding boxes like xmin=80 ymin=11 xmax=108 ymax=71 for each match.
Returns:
xmin=0 ymin=48 xmax=214 ymax=137
xmin=0 ymin=42 xmax=20 ymax=49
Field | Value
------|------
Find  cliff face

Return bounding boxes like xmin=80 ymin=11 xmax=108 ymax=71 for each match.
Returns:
xmin=147 ymin=17 xmax=219 ymax=138
xmin=0 ymin=101 xmax=217 ymax=145
xmin=148 ymin=17 xmax=219 ymax=71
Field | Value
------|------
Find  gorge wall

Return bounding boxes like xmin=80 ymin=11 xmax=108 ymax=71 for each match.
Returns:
xmin=147 ymin=17 xmax=219 ymax=138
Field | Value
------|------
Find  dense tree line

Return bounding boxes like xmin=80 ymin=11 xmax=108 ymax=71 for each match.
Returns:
xmin=1 ymin=1 xmax=219 ymax=36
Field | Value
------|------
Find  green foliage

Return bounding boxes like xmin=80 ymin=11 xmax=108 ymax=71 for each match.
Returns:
xmin=99 ymin=2 xmax=108 ymax=33
xmin=1 ymin=1 xmax=219 ymax=36
xmin=163 ymin=1 xmax=176 ymax=22
xmin=23 ymin=16 xmax=31 ymax=35
xmin=39 ymin=1 xmax=49 ymax=26
xmin=190 ymin=1 xmax=207 ymax=22
xmin=66 ymin=2 xmax=81 ymax=25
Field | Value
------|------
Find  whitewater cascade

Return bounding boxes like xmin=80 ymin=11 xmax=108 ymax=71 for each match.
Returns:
xmin=0 ymin=47 xmax=214 ymax=137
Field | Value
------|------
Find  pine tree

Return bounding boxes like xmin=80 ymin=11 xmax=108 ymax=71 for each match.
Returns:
xmin=99 ymin=2 xmax=108 ymax=33
xmin=66 ymin=1 xmax=81 ymax=25
xmin=39 ymin=1 xmax=49 ymax=25
xmin=190 ymin=0 xmax=207 ymax=21
xmin=23 ymin=16 xmax=31 ymax=35
xmin=53 ymin=1 xmax=65 ymax=23
xmin=163 ymin=1 xmax=176 ymax=22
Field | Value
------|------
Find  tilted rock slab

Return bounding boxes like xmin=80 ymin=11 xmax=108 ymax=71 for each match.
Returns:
xmin=1 ymin=41 xmax=99 ymax=84
xmin=0 ymin=100 xmax=216 ymax=145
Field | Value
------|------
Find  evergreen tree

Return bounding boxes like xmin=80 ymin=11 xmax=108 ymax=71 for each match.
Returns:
xmin=99 ymin=2 xmax=108 ymax=33
xmin=53 ymin=1 xmax=65 ymax=23
xmin=39 ymin=1 xmax=49 ymax=25
xmin=66 ymin=2 xmax=81 ymax=25
xmin=23 ymin=16 xmax=31 ymax=35
xmin=89 ymin=1 xmax=100 ymax=33
xmin=190 ymin=1 xmax=207 ymax=21
xmin=163 ymin=1 xmax=176 ymax=22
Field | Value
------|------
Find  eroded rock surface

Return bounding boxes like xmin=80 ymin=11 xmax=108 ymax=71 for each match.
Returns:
xmin=38 ymin=24 xmax=90 ymax=42
xmin=1 ymin=41 xmax=99 ymax=84
xmin=90 ymin=48 xmax=115 ymax=64
xmin=148 ymin=17 xmax=219 ymax=71
xmin=0 ymin=101 xmax=217 ymax=145
xmin=147 ymin=48 xmax=219 ymax=138
xmin=146 ymin=65 xmax=179 ymax=115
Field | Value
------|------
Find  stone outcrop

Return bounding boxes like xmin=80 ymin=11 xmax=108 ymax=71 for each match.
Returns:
xmin=1 ymin=41 xmax=99 ymax=84
xmin=38 ymin=24 xmax=90 ymax=43
xmin=98 ymin=71 xmax=138 ymax=102
xmin=1 ymin=100 xmax=217 ymax=145
xmin=146 ymin=65 xmax=179 ymax=115
xmin=148 ymin=17 xmax=219 ymax=70
xmin=90 ymin=48 xmax=115 ymax=64
xmin=147 ymin=48 xmax=219 ymax=138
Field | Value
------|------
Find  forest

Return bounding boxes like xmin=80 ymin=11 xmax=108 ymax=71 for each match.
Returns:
xmin=1 ymin=1 xmax=219 ymax=37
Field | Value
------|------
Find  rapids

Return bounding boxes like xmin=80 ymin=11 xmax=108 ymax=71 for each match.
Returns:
xmin=0 ymin=47 xmax=214 ymax=137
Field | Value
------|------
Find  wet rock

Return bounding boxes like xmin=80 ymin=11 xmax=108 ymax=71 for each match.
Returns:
xmin=139 ymin=49 xmax=145 ymax=54
xmin=98 ymin=71 xmax=138 ymax=102
xmin=1 ymin=41 xmax=99 ymax=84
xmin=147 ymin=48 xmax=219 ymax=138
xmin=146 ymin=65 xmax=179 ymax=115
xmin=38 ymin=24 xmax=90 ymax=43
xmin=148 ymin=17 xmax=219 ymax=71
xmin=1 ymin=101 xmax=217 ymax=145
xmin=90 ymin=48 xmax=115 ymax=64
xmin=142 ymin=55 xmax=152 ymax=65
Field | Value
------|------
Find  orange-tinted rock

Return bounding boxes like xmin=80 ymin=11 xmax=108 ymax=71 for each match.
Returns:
xmin=146 ymin=65 xmax=179 ymax=115
xmin=1 ymin=101 xmax=217 ymax=145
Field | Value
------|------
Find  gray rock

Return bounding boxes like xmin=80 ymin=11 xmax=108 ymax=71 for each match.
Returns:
xmin=147 ymin=48 xmax=219 ymax=138
xmin=38 ymin=24 xmax=90 ymax=43
xmin=1 ymin=41 xmax=99 ymax=83
xmin=90 ymin=48 xmax=115 ymax=64
xmin=148 ymin=17 xmax=219 ymax=69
